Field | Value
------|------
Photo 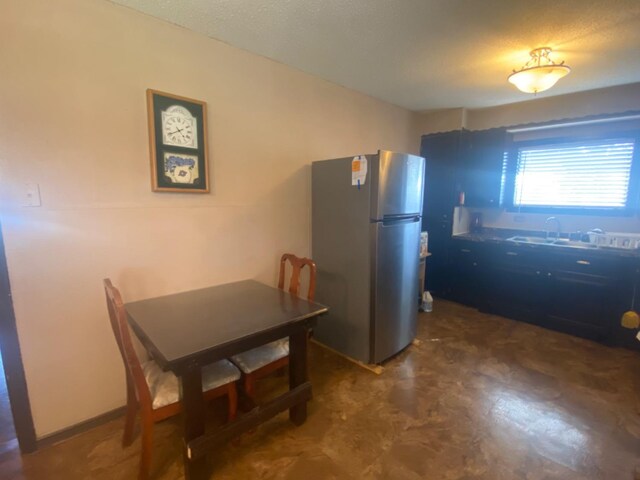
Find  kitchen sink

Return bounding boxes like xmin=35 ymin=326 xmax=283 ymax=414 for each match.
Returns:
xmin=550 ymin=239 xmax=598 ymax=249
xmin=507 ymin=236 xmax=554 ymax=244
xmin=507 ymin=236 xmax=598 ymax=249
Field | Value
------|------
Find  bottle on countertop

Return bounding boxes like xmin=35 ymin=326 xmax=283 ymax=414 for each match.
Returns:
xmin=470 ymin=212 xmax=483 ymax=233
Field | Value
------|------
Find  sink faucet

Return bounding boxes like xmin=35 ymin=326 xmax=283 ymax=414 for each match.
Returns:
xmin=545 ymin=216 xmax=561 ymax=240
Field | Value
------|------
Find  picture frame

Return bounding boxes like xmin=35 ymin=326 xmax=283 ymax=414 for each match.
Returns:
xmin=146 ymin=89 xmax=209 ymax=193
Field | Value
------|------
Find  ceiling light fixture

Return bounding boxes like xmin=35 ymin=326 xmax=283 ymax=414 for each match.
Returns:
xmin=508 ymin=47 xmax=571 ymax=94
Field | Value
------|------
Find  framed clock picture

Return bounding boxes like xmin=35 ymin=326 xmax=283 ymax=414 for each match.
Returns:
xmin=146 ymin=89 xmax=209 ymax=193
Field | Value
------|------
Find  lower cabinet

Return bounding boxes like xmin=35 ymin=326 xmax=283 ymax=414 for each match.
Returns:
xmin=448 ymin=239 xmax=634 ymax=343
xmin=544 ymin=269 xmax=614 ymax=340
xmin=448 ymin=241 xmax=483 ymax=307
xmin=486 ymin=247 xmax=546 ymax=323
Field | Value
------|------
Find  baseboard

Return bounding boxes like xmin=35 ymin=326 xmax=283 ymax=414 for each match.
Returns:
xmin=35 ymin=405 xmax=126 ymax=451
xmin=310 ymin=339 xmax=384 ymax=374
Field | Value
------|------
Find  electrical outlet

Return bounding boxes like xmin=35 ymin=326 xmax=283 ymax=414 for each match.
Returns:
xmin=23 ymin=183 xmax=41 ymax=207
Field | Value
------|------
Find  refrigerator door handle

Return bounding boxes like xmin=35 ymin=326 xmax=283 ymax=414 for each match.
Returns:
xmin=381 ymin=215 xmax=421 ymax=226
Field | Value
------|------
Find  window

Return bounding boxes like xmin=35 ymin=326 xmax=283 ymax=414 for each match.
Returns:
xmin=510 ymin=139 xmax=636 ymax=210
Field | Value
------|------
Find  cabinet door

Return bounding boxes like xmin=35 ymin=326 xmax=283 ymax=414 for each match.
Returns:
xmin=544 ymin=256 xmax=618 ymax=340
xmin=485 ymin=246 xmax=546 ymax=322
xmin=423 ymin=219 xmax=452 ymax=297
xmin=462 ymin=128 xmax=507 ymax=207
xmin=448 ymin=241 xmax=484 ymax=308
xmin=610 ymin=262 xmax=640 ymax=349
xmin=421 ymin=131 xmax=461 ymax=221
xmin=421 ymin=131 xmax=462 ymax=298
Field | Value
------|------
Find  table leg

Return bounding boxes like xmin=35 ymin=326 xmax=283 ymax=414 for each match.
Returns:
xmin=289 ymin=328 xmax=308 ymax=425
xmin=180 ymin=366 xmax=208 ymax=480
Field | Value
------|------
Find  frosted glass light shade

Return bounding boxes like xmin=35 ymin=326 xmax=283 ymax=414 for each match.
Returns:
xmin=508 ymin=65 xmax=571 ymax=93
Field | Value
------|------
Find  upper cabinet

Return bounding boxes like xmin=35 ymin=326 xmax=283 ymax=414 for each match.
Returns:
xmin=421 ymin=130 xmax=463 ymax=221
xmin=460 ymin=128 xmax=507 ymax=208
xmin=421 ymin=128 xmax=508 ymax=213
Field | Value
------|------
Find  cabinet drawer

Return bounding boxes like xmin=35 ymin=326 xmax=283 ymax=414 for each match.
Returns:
xmin=550 ymin=254 xmax=619 ymax=278
xmin=489 ymin=246 xmax=544 ymax=270
xmin=451 ymin=241 xmax=482 ymax=262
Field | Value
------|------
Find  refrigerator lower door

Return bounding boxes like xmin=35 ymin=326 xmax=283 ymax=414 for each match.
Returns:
xmin=371 ymin=218 xmax=421 ymax=363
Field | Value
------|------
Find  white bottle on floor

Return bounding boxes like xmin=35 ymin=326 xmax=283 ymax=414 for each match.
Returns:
xmin=422 ymin=291 xmax=433 ymax=312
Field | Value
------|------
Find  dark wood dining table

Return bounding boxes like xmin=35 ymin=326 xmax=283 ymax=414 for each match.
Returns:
xmin=125 ymin=279 xmax=328 ymax=479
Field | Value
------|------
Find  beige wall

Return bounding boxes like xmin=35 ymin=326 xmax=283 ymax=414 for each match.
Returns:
xmin=466 ymin=83 xmax=640 ymax=131
xmin=0 ymin=0 xmax=417 ymax=437
xmin=411 ymin=107 xmax=466 ymax=137
xmin=415 ymin=83 xmax=640 ymax=134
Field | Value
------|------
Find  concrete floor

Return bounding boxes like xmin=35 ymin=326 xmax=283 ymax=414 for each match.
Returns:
xmin=2 ymin=299 xmax=640 ymax=479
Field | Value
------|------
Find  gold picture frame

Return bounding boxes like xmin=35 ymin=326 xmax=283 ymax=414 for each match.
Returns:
xmin=146 ymin=89 xmax=209 ymax=193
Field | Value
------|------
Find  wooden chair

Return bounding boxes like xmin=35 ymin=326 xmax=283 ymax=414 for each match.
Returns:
xmin=103 ymin=279 xmax=240 ymax=480
xmin=230 ymin=254 xmax=317 ymax=399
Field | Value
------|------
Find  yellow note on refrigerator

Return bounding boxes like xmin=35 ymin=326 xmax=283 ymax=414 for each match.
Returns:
xmin=351 ymin=155 xmax=367 ymax=186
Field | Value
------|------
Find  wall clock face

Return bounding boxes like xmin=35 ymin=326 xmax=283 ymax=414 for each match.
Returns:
xmin=161 ymin=105 xmax=198 ymax=149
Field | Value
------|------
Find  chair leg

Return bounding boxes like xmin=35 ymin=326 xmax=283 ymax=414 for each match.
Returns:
xmin=122 ymin=376 xmax=137 ymax=447
xmin=243 ymin=374 xmax=255 ymax=400
xmin=227 ymin=383 xmax=238 ymax=422
xmin=139 ymin=411 xmax=154 ymax=480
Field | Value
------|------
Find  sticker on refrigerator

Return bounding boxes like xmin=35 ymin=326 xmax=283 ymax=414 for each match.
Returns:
xmin=352 ymin=155 xmax=367 ymax=188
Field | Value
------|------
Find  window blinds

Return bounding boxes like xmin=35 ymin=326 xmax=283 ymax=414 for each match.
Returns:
xmin=513 ymin=139 xmax=635 ymax=208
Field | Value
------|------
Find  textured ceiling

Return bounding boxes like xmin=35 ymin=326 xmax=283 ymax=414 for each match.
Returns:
xmin=108 ymin=0 xmax=640 ymax=111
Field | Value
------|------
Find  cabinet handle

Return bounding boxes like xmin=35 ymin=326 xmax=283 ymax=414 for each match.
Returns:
xmin=547 ymin=272 xmax=552 ymax=277
xmin=576 ymin=260 xmax=591 ymax=265
xmin=506 ymin=251 xmax=518 ymax=256
xmin=461 ymin=249 xmax=471 ymax=253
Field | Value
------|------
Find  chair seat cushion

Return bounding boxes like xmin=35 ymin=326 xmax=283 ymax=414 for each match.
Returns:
xmin=230 ymin=338 xmax=289 ymax=374
xmin=142 ymin=359 xmax=240 ymax=410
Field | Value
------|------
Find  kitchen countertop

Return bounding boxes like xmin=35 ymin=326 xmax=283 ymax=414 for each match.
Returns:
xmin=452 ymin=228 xmax=640 ymax=259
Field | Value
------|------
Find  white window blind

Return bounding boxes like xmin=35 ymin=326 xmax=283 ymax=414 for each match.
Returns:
xmin=513 ymin=139 xmax=635 ymax=208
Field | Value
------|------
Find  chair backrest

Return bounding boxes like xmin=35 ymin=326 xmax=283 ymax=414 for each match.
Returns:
xmin=278 ymin=254 xmax=317 ymax=301
xmin=103 ymin=279 xmax=152 ymax=408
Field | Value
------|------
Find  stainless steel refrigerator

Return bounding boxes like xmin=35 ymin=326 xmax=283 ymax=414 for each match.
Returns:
xmin=311 ymin=150 xmax=425 ymax=364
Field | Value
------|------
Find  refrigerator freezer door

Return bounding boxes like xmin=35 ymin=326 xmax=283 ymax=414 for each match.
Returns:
xmin=371 ymin=217 xmax=421 ymax=363
xmin=371 ymin=151 xmax=425 ymax=220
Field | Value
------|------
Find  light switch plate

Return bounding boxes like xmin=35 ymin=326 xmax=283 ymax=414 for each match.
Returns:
xmin=23 ymin=183 xmax=41 ymax=207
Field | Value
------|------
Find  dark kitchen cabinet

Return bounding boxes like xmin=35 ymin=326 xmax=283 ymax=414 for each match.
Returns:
xmin=461 ymin=128 xmax=507 ymax=207
xmin=448 ymin=240 xmax=485 ymax=308
xmin=421 ymin=131 xmax=462 ymax=221
xmin=544 ymin=255 xmax=620 ymax=341
xmin=421 ymin=131 xmax=463 ymax=296
xmin=485 ymin=245 xmax=547 ymax=323
xmin=425 ymin=220 xmax=453 ymax=296
xmin=610 ymin=264 xmax=640 ymax=348
xmin=449 ymin=238 xmax=634 ymax=343
xmin=545 ymin=269 xmax=614 ymax=340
